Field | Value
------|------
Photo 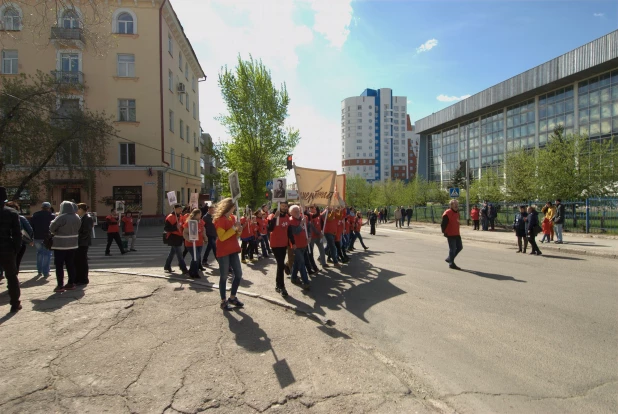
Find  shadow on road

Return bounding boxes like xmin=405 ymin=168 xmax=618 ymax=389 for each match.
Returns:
xmin=31 ymin=289 xmax=86 ymax=312
xmin=460 ymin=269 xmax=527 ymax=283
xmin=540 ymin=254 xmax=585 ymax=261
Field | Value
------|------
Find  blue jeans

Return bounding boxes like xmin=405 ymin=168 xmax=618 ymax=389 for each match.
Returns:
xmin=291 ymin=247 xmax=309 ymax=284
xmin=310 ymin=237 xmax=326 ymax=266
xmin=352 ymin=231 xmax=367 ymax=249
xmin=342 ymin=233 xmax=349 ymax=250
xmin=447 ymin=236 xmax=463 ymax=264
xmin=554 ymin=223 xmax=563 ymax=242
xmin=34 ymin=240 xmax=52 ymax=276
xmin=188 ymin=245 xmax=202 ymax=276
xmin=203 ymin=235 xmax=217 ymax=263
xmin=259 ymin=235 xmax=268 ymax=256
xmin=217 ymin=252 xmax=242 ymax=300
xmin=324 ymin=233 xmax=338 ymax=264
xmin=400 ymin=216 xmax=405 ymax=227
xmin=165 ymin=245 xmax=188 ymax=272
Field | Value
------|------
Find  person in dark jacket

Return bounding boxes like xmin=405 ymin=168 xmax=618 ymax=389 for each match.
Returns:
xmin=369 ymin=210 xmax=377 ymax=235
xmin=2 ymin=201 xmax=33 ymax=274
xmin=75 ymin=203 xmax=93 ymax=286
xmin=202 ymin=204 xmax=217 ymax=266
xmin=488 ymin=203 xmax=497 ymax=231
xmin=0 ymin=187 xmax=23 ymax=312
xmin=50 ymin=201 xmax=81 ymax=292
xmin=526 ymin=206 xmax=542 ymax=255
xmin=406 ymin=207 xmax=413 ymax=227
xmin=553 ymin=199 xmax=565 ymax=244
xmin=30 ymin=202 xmax=54 ymax=277
xmin=512 ymin=205 xmax=528 ymax=253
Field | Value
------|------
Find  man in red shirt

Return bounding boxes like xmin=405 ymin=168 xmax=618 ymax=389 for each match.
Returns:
xmin=121 ymin=211 xmax=137 ymax=252
xmin=308 ymin=205 xmax=327 ymax=268
xmin=164 ymin=204 xmax=189 ymax=274
xmin=105 ymin=208 xmax=126 ymax=256
xmin=268 ymin=201 xmax=291 ymax=297
xmin=441 ymin=199 xmax=463 ymax=270
xmin=288 ymin=205 xmax=310 ymax=290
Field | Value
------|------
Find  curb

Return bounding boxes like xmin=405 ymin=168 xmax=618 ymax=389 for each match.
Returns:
xmin=109 ymin=270 xmax=334 ymax=325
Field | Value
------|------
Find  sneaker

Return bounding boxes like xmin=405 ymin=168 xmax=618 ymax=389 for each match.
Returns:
xmin=54 ymin=286 xmax=66 ymax=293
xmin=363 ymin=246 xmax=369 ymax=250
xmin=10 ymin=304 xmax=22 ymax=313
xmin=554 ymin=241 xmax=563 ymax=244
xmin=164 ymin=267 xmax=173 ymax=273
xmin=130 ymin=249 xmax=137 ymax=252
xmin=37 ymin=273 xmax=42 ymax=277
xmin=322 ymin=263 xmax=330 ymax=268
xmin=241 ymin=259 xmax=248 ymax=264
xmin=202 ymin=261 xmax=209 ymax=266
xmin=121 ymin=251 xmax=127 ymax=255
xmin=181 ymin=269 xmax=190 ymax=275
xmin=529 ymin=251 xmax=537 ymax=255
xmin=228 ymin=297 xmax=244 ymax=308
xmin=334 ymin=263 xmax=342 ymax=268
xmin=291 ymin=278 xmax=301 ymax=286
xmin=449 ymin=263 xmax=461 ymax=270
xmin=302 ymin=283 xmax=311 ymax=290
xmin=220 ymin=300 xmax=232 ymax=311
xmin=250 ymin=258 xmax=258 ymax=263
xmin=280 ymin=288 xmax=288 ymax=298
xmin=536 ymin=251 xmax=542 ymax=255
xmin=105 ymin=252 xmax=112 ymax=256
xmin=445 ymin=258 xmax=452 ymax=264
xmin=199 ymin=266 xmax=206 ymax=271
xmin=516 ymin=250 xmax=522 ymax=253
xmin=64 ymin=283 xmax=76 ymax=291
xmin=307 ymin=269 xmax=316 ymax=275
xmin=189 ymin=274 xmax=200 ymax=279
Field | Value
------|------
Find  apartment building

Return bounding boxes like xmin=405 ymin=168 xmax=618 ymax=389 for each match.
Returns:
xmin=0 ymin=0 xmax=205 ymax=215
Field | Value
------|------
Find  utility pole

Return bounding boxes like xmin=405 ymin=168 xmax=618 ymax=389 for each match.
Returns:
xmin=465 ymin=126 xmax=470 ymax=224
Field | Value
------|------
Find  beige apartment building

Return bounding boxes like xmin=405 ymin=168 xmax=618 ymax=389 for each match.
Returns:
xmin=0 ymin=0 xmax=205 ymax=216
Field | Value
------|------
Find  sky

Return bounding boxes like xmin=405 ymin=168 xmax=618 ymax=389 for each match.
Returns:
xmin=171 ymin=0 xmax=618 ymax=178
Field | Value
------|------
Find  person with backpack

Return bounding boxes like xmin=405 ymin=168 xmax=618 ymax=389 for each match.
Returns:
xmin=104 ymin=208 xmax=126 ymax=256
xmin=164 ymin=204 xmax=189 ymax=274
xmin=121 ymin=211 xmax=137 ymax=252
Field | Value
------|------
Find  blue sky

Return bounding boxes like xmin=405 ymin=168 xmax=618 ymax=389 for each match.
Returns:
xmin=172 ymin=0 xmax=617 ymax=176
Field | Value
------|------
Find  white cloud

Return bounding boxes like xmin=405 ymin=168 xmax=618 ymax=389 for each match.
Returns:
xmin=416 ymin=38 xmax=438 ymax=53
xmin=407 ymin=99 xmax=413 ymax=104
xmin=309 ymin=0 xmax=354 ymax=49
xmin=593 ymin=13 xmax=604 ymax=17
xmin=436 ymin=94 xmax=471 ymax=102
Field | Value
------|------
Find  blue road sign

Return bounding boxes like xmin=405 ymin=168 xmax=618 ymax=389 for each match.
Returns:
xmin=449 ymin=187 xmax=460 ymax=198
xmin=266 ymin=180 xmax=274 ymax=190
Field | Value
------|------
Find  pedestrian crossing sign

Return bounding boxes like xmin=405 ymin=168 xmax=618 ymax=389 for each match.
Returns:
xmin=449 ymin=187 xmax=460 ymax=198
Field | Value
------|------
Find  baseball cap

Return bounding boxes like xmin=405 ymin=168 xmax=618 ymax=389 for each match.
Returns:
xmin=42 ymin=202 xmax=51 ymax=208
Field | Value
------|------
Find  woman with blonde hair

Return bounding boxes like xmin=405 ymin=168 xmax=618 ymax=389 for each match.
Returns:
xmin=213 ymin=198 xmax=244 ymax=310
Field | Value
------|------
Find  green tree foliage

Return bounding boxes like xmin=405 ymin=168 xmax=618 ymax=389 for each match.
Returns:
xmin=469 ymin=168 xmax=504 ymax=203
xmin=215 ymin=56 xmax=300 ymax=208
xmin=0 ymin=72 xmax=115 ymax=200
xmin=504 ymin=147 xmax=538 ymax=202
xmin=346 ymin=175 xmax=373 ymax=209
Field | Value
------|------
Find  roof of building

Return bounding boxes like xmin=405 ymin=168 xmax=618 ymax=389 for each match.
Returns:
xmin=165 ymin=0 xmax=206 ymax=79
xmin=415 ymin=30 xmax=618 ymax=134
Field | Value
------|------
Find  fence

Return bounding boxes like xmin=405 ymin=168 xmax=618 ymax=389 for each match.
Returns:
xmin=400 ymin=198 xmax=618 ymax=234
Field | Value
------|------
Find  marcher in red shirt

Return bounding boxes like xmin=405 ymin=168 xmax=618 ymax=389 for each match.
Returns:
xmin=268 ymin=201 xmax=291 ymax=297
xmin=239 ymin=211 xmax=254 ymax=263
xmin=288 ymin=205 xmax=311 ymax=290
xmin=349 ymin=211 xmax=368 ymax=250
xmin=442 ymin=199 xmax=462 ymax=270
xmin=256 ymin=210 xmax=269 ymax=258
xmin=308 ymin=205 xmax=327 ymax=268
xmin=334 ymin=208 xmax=349 ymax=263
xmin=323 ymin=207 xmax=341 ymax=267
xmin=105 ymin=208 xmax=126 ymax=256
xmin=213 ymin=198 xmax=244 ymax=311
xmin=182 ymin=209 xmax=206 ymax=279
xmin=164 ymin=204 xmax=189 ymax=274
xmin=121 ymin=211 xmax=137 ymax=252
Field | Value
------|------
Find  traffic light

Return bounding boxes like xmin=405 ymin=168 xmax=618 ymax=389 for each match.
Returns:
xmin=265 ymin=191 xmax=272 ymax=201
xmin=286 ymin=154 xmax=293 ymax=170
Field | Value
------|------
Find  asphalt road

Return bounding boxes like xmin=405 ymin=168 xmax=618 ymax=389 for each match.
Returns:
xmin=299 ymin=227 xmax=618 ymax=413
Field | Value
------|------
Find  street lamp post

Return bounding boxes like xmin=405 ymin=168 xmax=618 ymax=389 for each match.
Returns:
xmin=466 ymin=126 xmax=470 ymax=224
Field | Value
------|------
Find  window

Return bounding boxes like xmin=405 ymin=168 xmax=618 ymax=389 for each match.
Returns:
xmin=186 ymin=94 xmax=189 ymax=111
xmin=168 ymin=33 xmax=173 ymax=54
xmin=117 ymin=12 xmax=134 ymax=34
xmin=168 ymin=70 xmax=173 ymax=91
xmin=394 ymin=106 xmax=399 ymax=110
xmin=2 ymin=50 xmax=17 ymax=74
xmin=56 ymin=141 xmax=81 ymax=165
xmin=356 ymin=133 xmax=362 ymax=137
xmin=185 ymin=62 xmax=188 ymax=79
xmin=61 ymin=53 xmax=79 ymax=72
xmin=180 ymin=154 xmax=185 ymax=172
xmin=357 ymin=126 xmax=362 ymax=130
xmin=358 ymin=112 xmax=362 ymax=116
xmin=193 ymin=132 xmax=197 ymax=149
xmin=117 ymin=54 xmax=135 ymax=77
xmin=179 ymin=52 xmax=183 ymax=69
xmin=186 ymin=125 xmax=189 ymax=142
xmin=170 ymin=148 xmax=175 ymax=168
xmin=180 ymin=119 xmax=184 ymax=139
xmin=357 ymin=105 xmax=362 ymax=110
xmin=62 ymin=10 xmax=80 ymax=29
xmin=2 ymin=7 xmax=21 ymax=31
xmin=192 ymin=76 xmax=196 ymax=91
xmin=119 ymin=143 xmax=135 ymax=165
xmin=193 ymin=102 xmax=196 ymax=119
xmin=118 ymin=99 xmax=136 ymax=122
xmin=357 ymin=146 xmax=362 ymax=150
xmin=179 ymin=91 xmax=183 ymax=104
xmin=113 ymin=186 xmax=142 ymax=206
xmin=169 ymin=110 xmax=174 ymax=132
xmin=194 ymin=160 xmax=198 ymax=176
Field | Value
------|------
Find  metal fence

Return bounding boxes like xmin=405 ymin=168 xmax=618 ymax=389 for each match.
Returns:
xmin=400 ymin=198 xmax=618 ymax=234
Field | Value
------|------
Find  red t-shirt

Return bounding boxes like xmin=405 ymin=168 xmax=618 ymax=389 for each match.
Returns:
xmin=288 ymin=216 xmax=308 ymax=249
xmin=214 ymin=215 xmax=241 ymax=258
xmin=165 ymin=213 xmax=183 ymax=237
xmin=257 ymin=217 xmax=268 ymax=235
xmin=324 ymin=211 xmax=338 ymax=235
xmin=121 ymin=216 xmax=134 ymax=233
xmin=240 ymin=217 xmax=253 ymax=239
xmin=106 ymin=215 xmax=120 ymax=233
xmin=470 ymin=208 xmax=480 ymax=220
xmin=336 ymin=217 xmax=344 ymax=242
xmin=355 ymin=217 xmax=362 ymax=232
xmin=310 ymin=215 xmax=322 ymax=239
xmin=182 ymin=220 xmax=205 ymax=247
xmin=269 ymin=212 xmax=290 ymax=248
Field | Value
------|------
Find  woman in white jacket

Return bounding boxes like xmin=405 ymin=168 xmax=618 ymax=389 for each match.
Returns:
xmin=50 ymin=201 xmax=81 ymax=293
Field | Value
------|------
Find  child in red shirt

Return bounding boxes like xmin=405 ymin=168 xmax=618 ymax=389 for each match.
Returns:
xmin=540 ymin=217 xmax=551 ymax=243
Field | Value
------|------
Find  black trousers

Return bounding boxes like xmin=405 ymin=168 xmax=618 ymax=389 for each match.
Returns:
xmin=0 ymin=252 xmax=20 ymax=307
xmin=241 ymin=240 xmax=254 ymax=260
xmin=75 ymin=246 xmax=89 ymax=284
xmin=272 ymin=247 xmax=287 ymax=289
xmin=15 ymin=244 xmax=26 ymax=273
xmin=528 ymin=234 xmax=541 ymax=253
xmin=370 ymin=224 xmax=376 ymax=235
xmin=473 ymin=220 xmax=480 ymax=230
xmin=106 ymin=232 xmax=125 ymax=254
xmin=54 ymin=249 xmax=76 ymax=287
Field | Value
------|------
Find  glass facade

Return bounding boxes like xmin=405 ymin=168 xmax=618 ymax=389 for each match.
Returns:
xmin=423 ymin=68 xmax=618 ymax=185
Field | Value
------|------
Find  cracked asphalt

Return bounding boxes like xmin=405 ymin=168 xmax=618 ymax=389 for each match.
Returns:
xmin=1 ymin=225 xmax=617 ymax=413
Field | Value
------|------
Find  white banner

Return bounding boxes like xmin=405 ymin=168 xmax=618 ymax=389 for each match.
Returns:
xmin=294 ymin=166 xmax=336 ymax=207
xmin=189 ymin=192 xmax=199 ymax=209
xmin=229 ymin=171 xmax=241 ymax=202
xmin=167 ymin=191 xmax=177 ymax=206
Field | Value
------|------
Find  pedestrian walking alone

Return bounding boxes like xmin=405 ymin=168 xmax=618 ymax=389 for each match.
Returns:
xmin=553 ymin=199 xmax=565 ymax=244
xmin=30 ymin=201 xmax=54 ymax=278
xmin=105 ymin=208 xmax=126 ymax=256
xmin=394 ymin=207 xmax=402 ymax=228
xmin=441 ymin=199 xmax=463 ymax=270
xmin=75 ymin=204 xmax=93 ymax=286
xmin=213 ymin=198 xmax=244 ymax=310
xmin=122 ymin=211 xmax=137 ymax=252
xmin=526 ymin=206 xmax=542 ymax=255
xmin=406 ymin=206 xmax=413 ymax=227
xmin=0 ymin=187 xmax=23 ymax=313
xmin=370 ymin=209 xmax=377 ymax=235
xmin=512 ymin=205 xmax=528 ymax=253
xmin=50 ymin=201 xmax=81 ymax=292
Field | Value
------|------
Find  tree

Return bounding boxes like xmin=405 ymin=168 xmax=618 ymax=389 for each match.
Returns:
xmin=449 ymin=161 xmax=473 ymax=191
xmin=0 ymin=72 xmax=116 ymax=201
xmin=504 ymin=147 xmax=538 ymax=202
xmin=216 ymin=56 xmax=300 ymax=207
xmin=346 ymin=175 xmax=373 ymax=209
xmin=469 ymin=168 xmax=504 ymax=203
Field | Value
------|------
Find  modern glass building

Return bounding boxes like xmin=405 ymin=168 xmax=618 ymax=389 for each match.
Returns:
xmin=415 ymin=30 xmax=618 ymax=185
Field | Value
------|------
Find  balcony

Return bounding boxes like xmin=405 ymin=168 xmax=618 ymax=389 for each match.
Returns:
xmin=52 ymin=71 xmax=84 ymax=87
xmin=50 ymin=27 xmax=85 ymax=49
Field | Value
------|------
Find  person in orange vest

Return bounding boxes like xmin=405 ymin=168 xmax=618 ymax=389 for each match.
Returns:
xmin=288 ymin=205 xmax=311 ymax=290
xmin=334 ymin=208 xmax=349 ymax=263
xmin=213 ymin=198 xmax=244 ymax=310
xmin=470 ymin=205 xmax=480 ymax=230
xmin=256 ymin=209 xmax=269 ymax=258
xmin=441 ymin=199 xmax=463 ymax=270
xmin=268 ymin=200 xmax=291 ymax=297
xmin=182 ymin=209 xmax=206 ymax=279
xmin=323 ymin=207 xmax=341 ymax=268
xmin=308 ymin=205 xmax=327 ymax=268
xmin=349 ymin=211 xmax=368 ymax=250
xmin=239 ymin=209 xmax=254 ymax=263
xmin=163 ymin=204 xmax=189 ymax=274
xmin=105 ymin=208 xmax=126 ymax=256
xmin=121 ymin=211 xmax=137 ymax=252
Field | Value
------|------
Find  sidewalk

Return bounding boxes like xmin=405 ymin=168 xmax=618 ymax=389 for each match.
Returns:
xmin=377 ymin=220 xmax=618 ymax=259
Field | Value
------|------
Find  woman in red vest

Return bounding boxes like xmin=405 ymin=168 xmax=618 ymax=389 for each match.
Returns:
xmin=350 ymin=211 xmax=368 ymax=250
xmin=182 ymin=209 xmax=206 ymax=279
xmin=213 ymin=198 xmax=244 ymax=310
xmin=255 ymin=210 xmax=269 ymax=258
xmin=288 ymin=205 xmax=311 ymax=290
xmin=323 ymin=207 xmax=341 ymax=268
xmin=268 ymin=201 xmax=290 ymax=297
